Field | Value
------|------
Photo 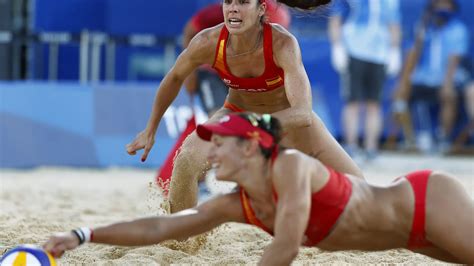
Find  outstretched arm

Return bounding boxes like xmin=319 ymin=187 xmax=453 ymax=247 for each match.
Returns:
xmin=44 ymin=192 xmax=243 ymax=257
xmin=126 ymin=28 xmax=216 ymax=161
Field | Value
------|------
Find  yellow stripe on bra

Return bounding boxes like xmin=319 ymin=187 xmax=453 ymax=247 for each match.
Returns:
xmin=265 ymin=76 xmax=283 ymax=87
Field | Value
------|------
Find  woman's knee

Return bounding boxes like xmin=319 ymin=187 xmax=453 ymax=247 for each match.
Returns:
xmin=173 ymin=133 xmax=211 ymax=175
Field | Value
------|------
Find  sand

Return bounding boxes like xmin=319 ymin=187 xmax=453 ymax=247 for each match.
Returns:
xmin=1 ymin=152 xmax=472 ymax=265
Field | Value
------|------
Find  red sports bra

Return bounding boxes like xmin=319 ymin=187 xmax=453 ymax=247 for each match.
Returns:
xmin=212 ymin=23 xmax=285 ymax=92
xmin=239 ymin=166 xmax=353 ymax=246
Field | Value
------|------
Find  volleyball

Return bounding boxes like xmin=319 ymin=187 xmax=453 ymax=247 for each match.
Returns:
xmin=0 ymin=245 xmax=56 ymax=266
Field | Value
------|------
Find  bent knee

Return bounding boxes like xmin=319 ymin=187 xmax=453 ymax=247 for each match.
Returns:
xmin=174 ymin=148 xmax=209 ymax=171
xmin=173 ymin=135 xmax=211 ymax=173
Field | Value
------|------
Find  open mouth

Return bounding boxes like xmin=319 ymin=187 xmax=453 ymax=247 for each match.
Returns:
xmin=228 ymin=18 xmax=242 ymax=26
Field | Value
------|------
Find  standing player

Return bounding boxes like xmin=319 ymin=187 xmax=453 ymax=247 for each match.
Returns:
xmin=157 ymin=0 xmax=291 ymax=194
xmin=183 ymin=1 xmax=291 ymax=116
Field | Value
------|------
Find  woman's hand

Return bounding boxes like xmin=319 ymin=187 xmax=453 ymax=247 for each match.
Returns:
xmin=126 ymin=130 xmax=155 ymax=162
xmin=43 ymin=232 xmax=80 ymax=258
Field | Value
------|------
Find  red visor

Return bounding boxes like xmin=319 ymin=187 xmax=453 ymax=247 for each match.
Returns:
xmin=197 ymin=114 xmax=274 ymax=148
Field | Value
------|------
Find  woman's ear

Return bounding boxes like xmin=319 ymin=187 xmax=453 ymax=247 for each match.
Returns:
xmin=243 ymin=139 xmax=260 ymax=157
xmin=259 ymin=2 xmax=266 ymax=17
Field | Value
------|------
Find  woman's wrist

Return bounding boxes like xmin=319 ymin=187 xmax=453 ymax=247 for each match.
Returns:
xmin=71 ymin=227 xmax=94 ymax=245
xmin=145 ymin=120 xmax=160 ymax=136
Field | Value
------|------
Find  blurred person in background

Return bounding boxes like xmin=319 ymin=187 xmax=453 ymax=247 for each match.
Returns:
xmin=451 ymin=74 xmax=474 ymax=149
xmin=157 ymin=0 xmax=291 ymax=197
xmin=450 ymin=58 xmax=474 ymax=150
xmin=329 ymin=0 xmax=402 ymax=161
xmin=393 ymin=0 xmax=470 ymax=153
xmin=126 ymin=0 xmax=363 ymax=213
xmin=463 ymin=77 xmax=474 ymax=137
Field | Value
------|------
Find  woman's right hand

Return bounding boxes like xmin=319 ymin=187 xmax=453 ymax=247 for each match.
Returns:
xmin=43 ymin=232 xmax=80 ymax=258
xmin=126 ymin=130 xmax=155 ymax=162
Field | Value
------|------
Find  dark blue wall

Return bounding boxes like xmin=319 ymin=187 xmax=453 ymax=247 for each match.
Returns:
xmin=31 ymin=0 xmax=220 ymax=35
xmin=33 ymin=0 xmax=106 ymax=33
xmin=30 ymin=0 xmax=474 ymax=81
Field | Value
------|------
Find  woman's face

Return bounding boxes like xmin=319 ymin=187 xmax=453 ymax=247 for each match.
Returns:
xmin=431 ymin=0 xmax=456 ymax=26
xmin=207 ymin=134 xmax=247 ymax=181
xmin=433 ymin=0 xmax=455 ymax=11
xmin=222 ymin=0 xmax=265 ymax=34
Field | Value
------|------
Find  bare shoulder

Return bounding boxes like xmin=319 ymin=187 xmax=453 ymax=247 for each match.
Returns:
xmin=273 ymin=149 xmax=310 ymax=176
xmin=270 ymin=24 xmax=301 ymax=66
xmin=186 ymin=23 xmax=225 ymax=63
xmin=193 ymin=23 xmax=224 ymax=46
xmin=272 ymin=149 xmax=327 ymax=187
xmin=270 ymin=23 xmax=299 ymax=52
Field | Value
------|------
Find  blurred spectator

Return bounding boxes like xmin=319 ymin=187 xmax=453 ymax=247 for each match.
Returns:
xmin=393 ymin=0 xmax=470 ymax=153
xmin=329 ymin=0 xmax=402 ymax=160
xmin=464 ymin=80 xmax=474 ymax=130
xmin=451 ymin=59 xmax=474 ymax=149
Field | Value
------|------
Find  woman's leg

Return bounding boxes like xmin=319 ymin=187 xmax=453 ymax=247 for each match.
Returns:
xmin=168 ymin=108 xmax=230 ymax=213
xmin=424 ymin=171 xmax=474 ymax=263
xmin=465 ymin=82 xmax=474 ymax=121
xmin=364 ymin=101 xmax=382 ymax=153
xmin=439 ymin=90 xmax=458 ymax=139
xmin=282 ymin=112 xmax=364 ymax=178
xmin=343 ymin=102 xmax=360 ymax=151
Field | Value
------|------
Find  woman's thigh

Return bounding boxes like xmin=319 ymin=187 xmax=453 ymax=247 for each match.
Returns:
xmin=180 ymin=107 xmax=231 ymax=155
xmin=281 ymin=112 xmax=363 ymax=178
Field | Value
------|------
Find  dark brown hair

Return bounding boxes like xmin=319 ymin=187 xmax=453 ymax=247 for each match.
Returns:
xmin=238 ymin=112 xmax=283 ymax=158
xmin=277 ymin=0 xmax=331 ymax=10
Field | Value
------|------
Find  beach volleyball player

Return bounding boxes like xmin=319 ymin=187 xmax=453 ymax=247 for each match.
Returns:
xmin=155 ymin=0 xmax=291 ymax=189
xmin=182 ymin=0 xmax=290 ymax=115
xmin=46 ymin=113 xmax=474 ymax=263
xmin=126 ymin=0 xmax=363 ymax=213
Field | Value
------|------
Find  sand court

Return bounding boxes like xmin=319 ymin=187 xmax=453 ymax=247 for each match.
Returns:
xmin=1 ymin=153 xmax=472 ymax=265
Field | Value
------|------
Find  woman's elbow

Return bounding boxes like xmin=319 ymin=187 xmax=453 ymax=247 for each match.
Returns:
xmin=297 ymin=111 xmax=313 ymax=128
xmin=303 ymin=113 xmax=313 ymax=127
